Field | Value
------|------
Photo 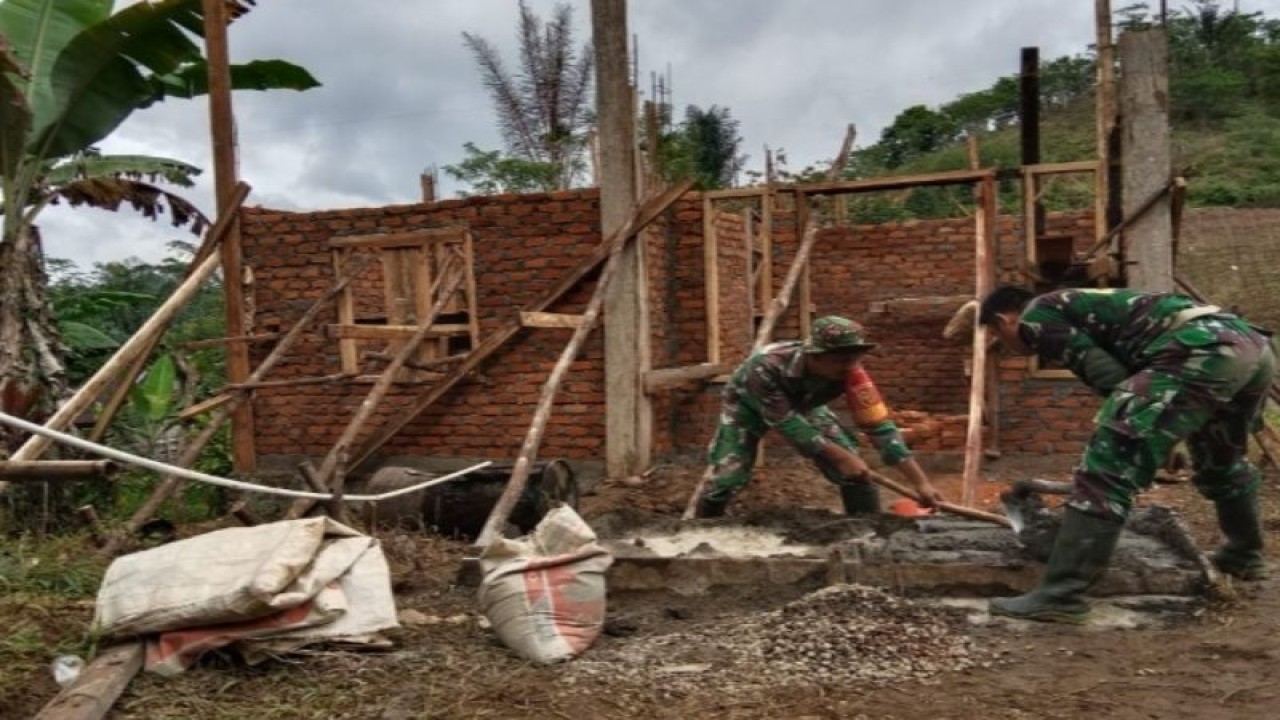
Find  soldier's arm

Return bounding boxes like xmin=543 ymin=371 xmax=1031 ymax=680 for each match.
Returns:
xmin=844 ymin=365 xmax=912 ymax=466
xmin=1020 ymin=296 xmax=1130 ymax=394
xmin=740 ymin=369 xmax=829 ymax=456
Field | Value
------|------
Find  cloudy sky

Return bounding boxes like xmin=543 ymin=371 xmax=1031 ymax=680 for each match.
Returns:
xmin=39 ymin=0 xmax=1280 ymax=268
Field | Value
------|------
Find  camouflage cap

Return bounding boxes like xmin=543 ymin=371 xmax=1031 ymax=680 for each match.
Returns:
xmin=803 ymin=316 xmax=877 ymax=354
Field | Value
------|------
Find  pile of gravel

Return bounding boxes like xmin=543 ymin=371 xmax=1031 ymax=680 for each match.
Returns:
xmin=565 ymin=584 xmax=995 ymax=695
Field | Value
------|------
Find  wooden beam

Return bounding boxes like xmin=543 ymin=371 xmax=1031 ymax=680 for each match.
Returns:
xmin=104 ymin=254 xmax=375 ymax=555
xmin=704 ymin=196 xmax=721 ymax=364
xmin=327 ymin=227 xmax=468 ymax=249
xmin=791 ymin=168 xmax=995 ymax=196
xmin=644 ymin=363 xmax=731 ymax=393
xmin=703 ymin=186 xmax=769 ymax=200
xmin=866 ymin=294 xmax=973 ymax=319
xmin=0 ymin=460 xmax=119 ymax=481
xmin=34 ymin=642 xmax=144 ymax=720
xmin=1119 ymin=28 xmax=1173 ymax=292
xmin=753 ymin=223 xmax=820 ymax=351
xmin=519 ymin=311 xmax=585 ymax=328
xmin=177 ymin=392 xmax=232 ymax=420
xmin=1024 ymin=160 xmax=1099 ymax=175
xmin=220 ymin=372 xmax=353 ymax=392
xmin=1096 ymin=0 xmax=1119 ymax=240
xmin=758 ymin=187 xmax=774 ymax=321
xmin=203 ymin=0 xmax=254 ymax=473
xmin=595 ymin=0 xmax=649 ymax=478
xmin=180 ymin=333 xmax=279 ymax=350
xmin=347 ymin=178 xmax=694 ymax=472
xmin=6 ymin=184 xmax=250 ymax=474
xmin=962 ymin=172 xmax=998 ymax=507
xmin=327 ymin=323 xmax=472 ymax=340
xmin=797 ymin=192 xmax=813 ymax=339
xmin=828 ymin=123 xmax=857 ymax=226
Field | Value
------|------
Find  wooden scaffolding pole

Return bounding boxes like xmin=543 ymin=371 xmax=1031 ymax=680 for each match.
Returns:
xmin=103 ymin=254 xmax=374 ymax=555
xmin=349 ymin=179 xmax=694 ymax=471
xmin=34 ymin=642 xmax=144 ymax=720
xmin=704 ymin=194 xmax=720 ymax=364
xmin=202 ymin=0 xmax=255 ymax=472
xmin=796 ymin=192 xmax=814 ymax=339
xmin=5 ymin=185 xmax=250 ymax=479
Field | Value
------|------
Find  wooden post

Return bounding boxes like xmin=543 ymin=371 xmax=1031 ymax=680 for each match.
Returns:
xmin=202 ymin=0 xmax=255 ymax=473
xmin=962 ymin=173 xmax=997 ymax=507
xmin=420 ymin=172 xmax=436 ymax=202
xmin=828 ymin=123 xmax=856 ymax=226
xmin=754 ymin=224 xmax=820 ymax=351
xmin=104 ymin=254 xmax=374 ymax=555
xmin=1020 ymin=46 xmax=1045 ymax=238
xmin=594 ymin=0 xmax=650 ymax=478
xmin=1119 ymin=29 xmax=1173 ymax=292
xmin=1096 ymin=0 xmax=1119 ymax=238
xmin=348 ymin=180 xmax=692 ymax=471
xmin=34 ymin=642 xmax=144 ymax=720
xmin=5 ymin=186 xmax=250 ymax=477
xmin=796 ymin=192 xmax=813 ymax=339
xmin=703 ymin=195 xmax=720 ymax=364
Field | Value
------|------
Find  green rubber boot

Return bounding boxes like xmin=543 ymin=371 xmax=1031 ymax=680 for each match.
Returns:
xmin=1211 ymin=492 xmax=1267 ymax=581
xmin=990 ymin=507 xmax=1124 ymax=624
xmin=840 ymin=481 xmax=881 ymax=515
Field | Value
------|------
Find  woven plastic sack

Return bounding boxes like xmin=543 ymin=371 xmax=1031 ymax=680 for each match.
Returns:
xmin=477 ymin=505 xmax=613 ymax=664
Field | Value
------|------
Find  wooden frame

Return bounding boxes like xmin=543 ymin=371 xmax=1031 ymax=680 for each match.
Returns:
xmin=329 ymin=227 xmax=479 ymax=380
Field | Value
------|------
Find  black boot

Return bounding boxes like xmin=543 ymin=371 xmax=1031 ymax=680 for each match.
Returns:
xmin=1211 ymin=492 xmax=1267 ymax=580
xmin=990 ymin=507 xmax=1124 ymax=624
xmin=695 ymin=495 xmax=728 ymax=519
xmin=840 ymin=482 xmax=880 ymax=515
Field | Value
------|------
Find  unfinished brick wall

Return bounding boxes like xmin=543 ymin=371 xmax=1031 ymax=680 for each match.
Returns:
xmin=242 ymin=187 xmax=1102 ymax=469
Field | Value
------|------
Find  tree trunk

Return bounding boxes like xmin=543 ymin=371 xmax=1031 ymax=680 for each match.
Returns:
xmin=0 ymin=226 xmax=68 ymax=450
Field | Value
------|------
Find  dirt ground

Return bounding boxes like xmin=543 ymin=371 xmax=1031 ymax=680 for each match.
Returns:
xmin=9 ymin=457 xmax=1280 ymax=720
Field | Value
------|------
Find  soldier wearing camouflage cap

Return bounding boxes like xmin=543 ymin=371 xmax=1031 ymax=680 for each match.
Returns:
xmin=695 ymin=315 xmax=944 ymax=519
xmin=981 ymin=286 xmax=1276 ymax=624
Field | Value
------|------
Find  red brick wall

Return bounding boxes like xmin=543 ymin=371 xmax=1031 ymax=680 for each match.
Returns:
xmin=242 ymin=189 xmax=1102 ymax=468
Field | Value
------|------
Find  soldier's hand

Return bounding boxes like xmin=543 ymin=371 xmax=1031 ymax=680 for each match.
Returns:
xmin=914 ymin=479 xmax=945 ymax=508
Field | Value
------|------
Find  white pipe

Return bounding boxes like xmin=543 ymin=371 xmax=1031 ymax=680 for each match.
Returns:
xmin=0 ymin=411 xmax=490 ymax=502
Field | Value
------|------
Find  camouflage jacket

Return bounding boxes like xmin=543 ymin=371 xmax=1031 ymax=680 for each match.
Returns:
xmin=724 ymin=341 xmax=911 ymax=463
xmin=1017 ymin=288 xmax=1222 ymax=393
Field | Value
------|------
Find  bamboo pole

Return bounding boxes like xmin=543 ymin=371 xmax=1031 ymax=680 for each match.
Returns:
xmin=219 ymin=372 xmax=353 ymax=392
xmin=285 ymin=264 xmax=467 ymax=520
xmin=474 ymin=210 xmax=635 ymax=546
xmin=102 ymin=254 xmax=373 ymax=555
xmin=753 ymin=223 xmax=819 ymax=351
xmin=0 ymin=460 xmax=119 ymax=481
xmin=961 ymin=174 xmax=998 ymax=507
xmin=34 ymin=642 xmax=144 ymax=720
xmin=348 ymin=179 xmax=694 ymax=471
xmin=6 ymin=183 xmax=250 ymax=476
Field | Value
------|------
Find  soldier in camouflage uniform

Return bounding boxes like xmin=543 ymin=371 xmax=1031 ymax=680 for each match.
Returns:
xmin=980 ymin=286 xmax=1276 ymax=623
xmin=695 ymin=316 xmax=943 ymax=519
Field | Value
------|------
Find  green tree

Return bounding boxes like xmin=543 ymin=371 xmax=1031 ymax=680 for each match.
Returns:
xmin=443 ymin=141 xmax=561 ymax=195
xmin=462 ymin=0 xmax=593 ymax=190
xmin=659 ymin=104 xmax=747 ymax=190
xmin=0 ymin=0 xmax=318 ymax=426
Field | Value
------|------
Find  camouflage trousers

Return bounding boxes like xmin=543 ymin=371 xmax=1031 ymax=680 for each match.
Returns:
xmin=704 ymin=405 xmax=865 ymax=503
xmin=1070 ymin=317 xmax=1276 ymax=520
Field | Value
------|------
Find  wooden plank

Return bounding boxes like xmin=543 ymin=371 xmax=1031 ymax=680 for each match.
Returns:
xmin=596 ymin=0 xmax=648 ymax=479
xmin=961 ymin=174 xmax=999 ymax=507
xmin=753 ymin=223 xmax=820 ymax=351
xmin=828 ymin=123 xmax=857 ymax=226
xmin=34 ymin=642 xmax=144 ymax=720
xmin=1024 ymin=160 xmax=1099 ymax=175
xmin=409 ymin=245 xmax=435 ymax=365
xmin=6 ymin=185 xmax=250 ymax=472
xmin=796 ymin=192 xmax=813 ymax=339
xmin=703 ymin=186 xmax=770 ymax=200
xmin=177 ymin=392 xmax=232 ymax=420
xmin=792 ymin=168 xmax=995 ymax=196
xmin=758 ymin=187 xmax=774 ymax=319
xmin=180 ymin=333 xmax=280 ymax=350
xmin=644 ymin=364 xmax=731 ymax=393
xmin=1096 ymin=0 xmax=1118 ymax=241
xmin=327 ymin=324 xmax=472 ymax=340
xmin=463 ymin=230 xmax=481 ymax=350
xmin=704 ymin=196 xmax=721 ymax=364
xmin=221 ymin=373 xmax=353 ymax=392
xmin=866 ymin=294 xmax=972 ymax=318
xmin=1120 ymin=28 xmax=1173 ymax=292
xmin=348 ymin=178 xmax=695 ymax=472
xmin=328 ymin=227 xmax=468 ymax=249
xmin=333 ymin=249 xmax=359 ymax=373
xmin=0 ymin=460 xmax=119 ymax=481
xmin=520 ymin=311 xmax=586 ymax=328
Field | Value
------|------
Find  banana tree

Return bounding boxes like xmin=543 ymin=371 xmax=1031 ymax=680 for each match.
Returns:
xmin=0 ymin=0 xmax=318 ymax=428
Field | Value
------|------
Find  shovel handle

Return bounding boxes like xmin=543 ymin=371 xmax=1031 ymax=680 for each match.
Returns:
xmin=866 ymin=470 xmax=1012 ymax=528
